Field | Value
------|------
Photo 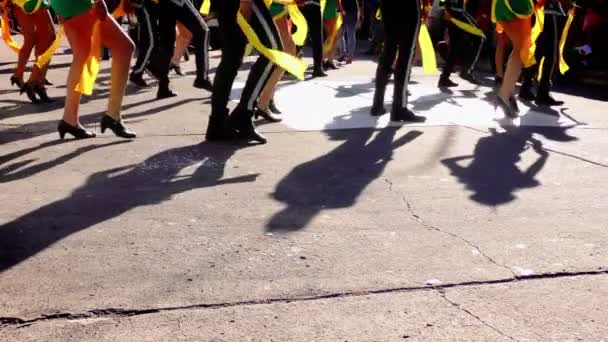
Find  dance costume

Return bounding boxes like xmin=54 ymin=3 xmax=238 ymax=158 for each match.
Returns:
xmin=130 ymin=0 xmax=159 ymax=84
xmin=207 ymin=0 xmax=283 ymax=143
xmin=300 ymin=0 xmax=325 ymax=75
xmin=439 ymin=0 xmax=485 ymax=86
xmin=50 ymin=0 xmax=93 ymax=18
xmin=371 ymin=0 xmax=426 ymax=122
xmin=492 ymin=0 xmax=534 ymax=22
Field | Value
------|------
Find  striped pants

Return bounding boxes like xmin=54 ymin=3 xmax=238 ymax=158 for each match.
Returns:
xmin=211 ymin=0 xmax=283 ymax=116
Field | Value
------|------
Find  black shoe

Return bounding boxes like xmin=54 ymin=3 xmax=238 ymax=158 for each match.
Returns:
xmin=10 ymin=75 xmax=24 ymax=88
xmin=495 ymin=95 xmax=518 ymax=118
xmin=33 ymin=84 xmax=53 ymax=103
xmin=129 ymin=72 xmax=148 ymax=87
xmin=494 ymin=75 xmax=503 ymax=86
xmin=57 ymin=120 xmax=96 ymax=140
xmin=157 ymin=84 xmax=177 ymax=99
xmin=171 ymin=63 xmax=184 ymax=76
xmin=370 ymin=105 xmax=387 ymax=116
xmin=44 ymin=79 xmax=53 ymax=86
xmin=193 ymin=77 xmax=213 ymax=91
xmin=254 ymin=108 xmax=282 ymax=122
xmin=145 ymin=63 xmax=162 ymax=80
xmin=311 ymin=68 xmax=328 ymax=78
xmin=323 ymin=60 xmax=339 ymax=70
xmin=227 ymin=109 xmax=267 ymax=144
xmin=100 ymin=115 xmax=137 ymax=139
xmin=268 ymin=98 xmax=282 ymax=114
xmin=438 ymin=76 xmax=458 ymax=88
xmin=535 ymin=93 xmax=564 ymax=106
xmin=390 ymin=108 xmax=426 ymax=123
xmin=459 ymin=72 xmax=479 ymax=84
xmin=206 ymin=111 xmax=238 ymax=142
xmin=20 ymin=82 xmax=40 ymax=104
xmin=518 ymin=87 xmax=535 ymax=102
xmin=509 ymin=96 xmax=520 ymax=114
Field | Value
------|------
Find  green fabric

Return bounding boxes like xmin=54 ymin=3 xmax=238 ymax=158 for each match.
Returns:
xmin=269 ymin=3 xmax=286 ymax=18
xmin=50 ymin=0 xmax=93 ymax=18
xmin=13 ymin=0 xmax=49 ymax=13
xmin=493 ymin=0 xmax=533 ymax=21
xmin=323 ymin=0 xmax=338 ymax=20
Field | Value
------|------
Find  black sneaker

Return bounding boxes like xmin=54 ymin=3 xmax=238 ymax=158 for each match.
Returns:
xmin=518 ymin=87 xmax=535 ymax=102
xmin=390 ymin=108 xmax=426 ymax=123
xmin=227 ymin=109 xmax=267 ymax=144
xmin=311 ymin=68 xmax=328 ymax=78
xmin=459 ymin=72 xmax=479 ymax=84
xmin=157 ymin=86 xmax=178 ymax=100
xmin=129 ymin=73 xmax=148 ymax=87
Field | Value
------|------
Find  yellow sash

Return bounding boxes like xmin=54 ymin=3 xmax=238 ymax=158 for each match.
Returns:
xmin=237 ymin=11 xmax=307 ymax=80
xmin=323 ymin=13 xmax=342 ymax=56
xmin=35 ymin=25 xmax=63 ymax=68
xmin=418 ymin=23 xmax=438 ymax=74
xmin=558 ymin=8 xmax=574 ymax=74
xmin=1 ymin=11 xmax=21 ymax=53
xmin=287 ymin=4 xmax=308 ymax=46
xmin=527 ymin=7 xmax=544 ymax=67
xmin=200 ymin=0 xmax=210 ymax=15
xmin=449 ymin=17 xmax=486 ymax=38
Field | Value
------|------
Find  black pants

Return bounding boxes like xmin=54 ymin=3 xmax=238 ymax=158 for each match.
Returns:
xmin=442 ymin=10 xmax=484 ymax=77
xmin=157 ymin=0 xmax=210 ymax=84
xmin=522 ymin=13 xmax=558 ymax=95
xmin=300 ymin=1 xmax=324 ymax=70
xmin=373 ymin=0 xmax=420 ymax=111
xmin=211 ymin=0 xmax=282 ymax=117
xmin=133 ymin=2 xmax=159 ymax=75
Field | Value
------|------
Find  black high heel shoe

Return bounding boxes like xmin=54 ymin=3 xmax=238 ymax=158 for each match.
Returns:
xmin=57 ymin=120 xmax=96 ymax=140
xmin=20 ymin=82 xmax=40 ymax=104
xmin=170 ymin=63 xmax=184 ymax=76
xmin=495 ymin=95 xmax=518 ymax=118
xmin=268 ymin=98 xmax=282 ymax=114
xmin=254 ymin=108 xmax=282 ymax=123
xmin=100 ymin=115 xmax=137 ymax=139
xmin=34 ymin=85 xmax=54 ymax=103
xmin=10 ymin=76 xmax=24 ymax=88
xmin=509 ymin=96 xmax=520 ymax=114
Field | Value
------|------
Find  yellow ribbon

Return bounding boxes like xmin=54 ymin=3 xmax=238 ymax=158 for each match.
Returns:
xmin=75 ymin=21 xmax=101 ymax=95
xmin=558 ymin=8 xmax=574 ymax=74
xmin=35 ymin=25 xmax=63 ymax=68
xmin=449 ymin=17 xmax=486 ymax=38
xmin=237 ymin=11 xmax=306 ymax=80
xmin=527 ymin=6 xmax=544 ymax=67
xmin=200 ymin=0 xmax=210 ymax=15
xmin=418 ymin=23 xmax=438 ymax=74
xmin=323 ymin=13 xmax=342 ymax=56
xmin=287 ymin=4 xmax=307 ymax=46
xmin=1 ymin=11 xmax=20 ymax=53
xmin=537 ymin=57 xmax=545 ymax=82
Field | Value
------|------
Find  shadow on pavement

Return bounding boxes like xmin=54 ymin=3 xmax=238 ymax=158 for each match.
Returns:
xmin=442 ymin=125 xmax=577 ymax=206
xmin=0 ymin=142 xmax=254 ymax=272
xmin=267 ymin=124 xmax=423 ymax=232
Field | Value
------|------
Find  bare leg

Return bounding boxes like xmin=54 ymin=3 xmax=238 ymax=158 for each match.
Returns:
xmin=498 ymin=18 xmax=531 ymax=102
xmin=62 ymin=10 xmax=95 ymax=126
xmin=100 ymin=16 xmax=135 ymax=120
xmin=12 ymin=7 xmax=35 ymax=81
xmin=171 ymin=22 xmax=193 ymax=66
xmin=257 ymin=17 xmax=295 ymax=110
xmin=495 ymin=30 xmax=508 ymax=78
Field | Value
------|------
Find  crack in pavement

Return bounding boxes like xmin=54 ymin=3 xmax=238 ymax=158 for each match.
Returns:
xmin=383 ymin=178 xmax=519 ymax=279
xmin=437 ymin=289 xmax=519 ymax=341
xmin=1 ymin=270 xmax=607 ymax=331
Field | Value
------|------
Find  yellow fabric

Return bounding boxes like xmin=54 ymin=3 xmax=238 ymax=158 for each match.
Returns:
xmin=200 ymin=0 xmax=210 ymax=15
xmin=449 ymin=17 xmax=486 ymax=38
xmin=375 ymin=8 xmax=381 ymax=20
xmin=536 ymin=56 xmax=545 ymax=81
xmin=76 ymin=21 xmax=101 ymax=95
xmin=323 ymin=13 xmax=342 ymax=56
xmin=558 ymin=8 xmax=574 ymax=74
xmin=237 ymin=11 xmax=307 ymax=80
xmin=418 ymin=23 xmax=438 ymax=74
xmin=528 ymin=7 xmax=544 ymax=66
xmin=1 ymin=11 xmax=20 ymax=53
xmin=112 ymin=0 xmax=127 ymax=17
xmin=287 ymin=4 xmax=307 ymax=46
xmin=35 ymin=24 xmax=63 ymax=68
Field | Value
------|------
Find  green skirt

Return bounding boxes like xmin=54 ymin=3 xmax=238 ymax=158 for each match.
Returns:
xmin=12 ymin=0 xmax=49 ymax=14
xmin=323 ymin=0 xmax=338 ymax=20
xmin=50 ymin=0 xmax=93 ymax=19
xmin=492 ymin=0 xmax=534 ymax=22
xmin=269 ymin=3 xmax=287 ymax=18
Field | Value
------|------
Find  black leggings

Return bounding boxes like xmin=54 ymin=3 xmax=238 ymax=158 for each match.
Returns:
xmin=132 ymin=2 xmax=158 ymax=75
xmin=441 ymin=10 xmax=485 ymax=77
xmin=300 ymin=1 xmax=324 ymax=70
xmin=374 ymin=0 xmax=420 ymax=111
xmin=523 ymin=13 xmax=558 ymax=95
xmin=157 ymin=0 xmax=210 ymax=83
xmin=211 ymin=0 xmax=283 ymax=116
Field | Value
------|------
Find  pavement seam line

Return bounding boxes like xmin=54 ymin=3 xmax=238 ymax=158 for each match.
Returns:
xmin=383 ymin=178 xmax=519 ymax=278
xmin=1 ymin=271 xmax=607 ymax=330
xmin=437 ymin=289 xmax=519 ymax=341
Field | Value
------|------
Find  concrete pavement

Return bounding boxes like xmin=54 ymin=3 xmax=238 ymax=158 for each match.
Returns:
xmin=1 ymin=41 xmax=608 ymax=341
